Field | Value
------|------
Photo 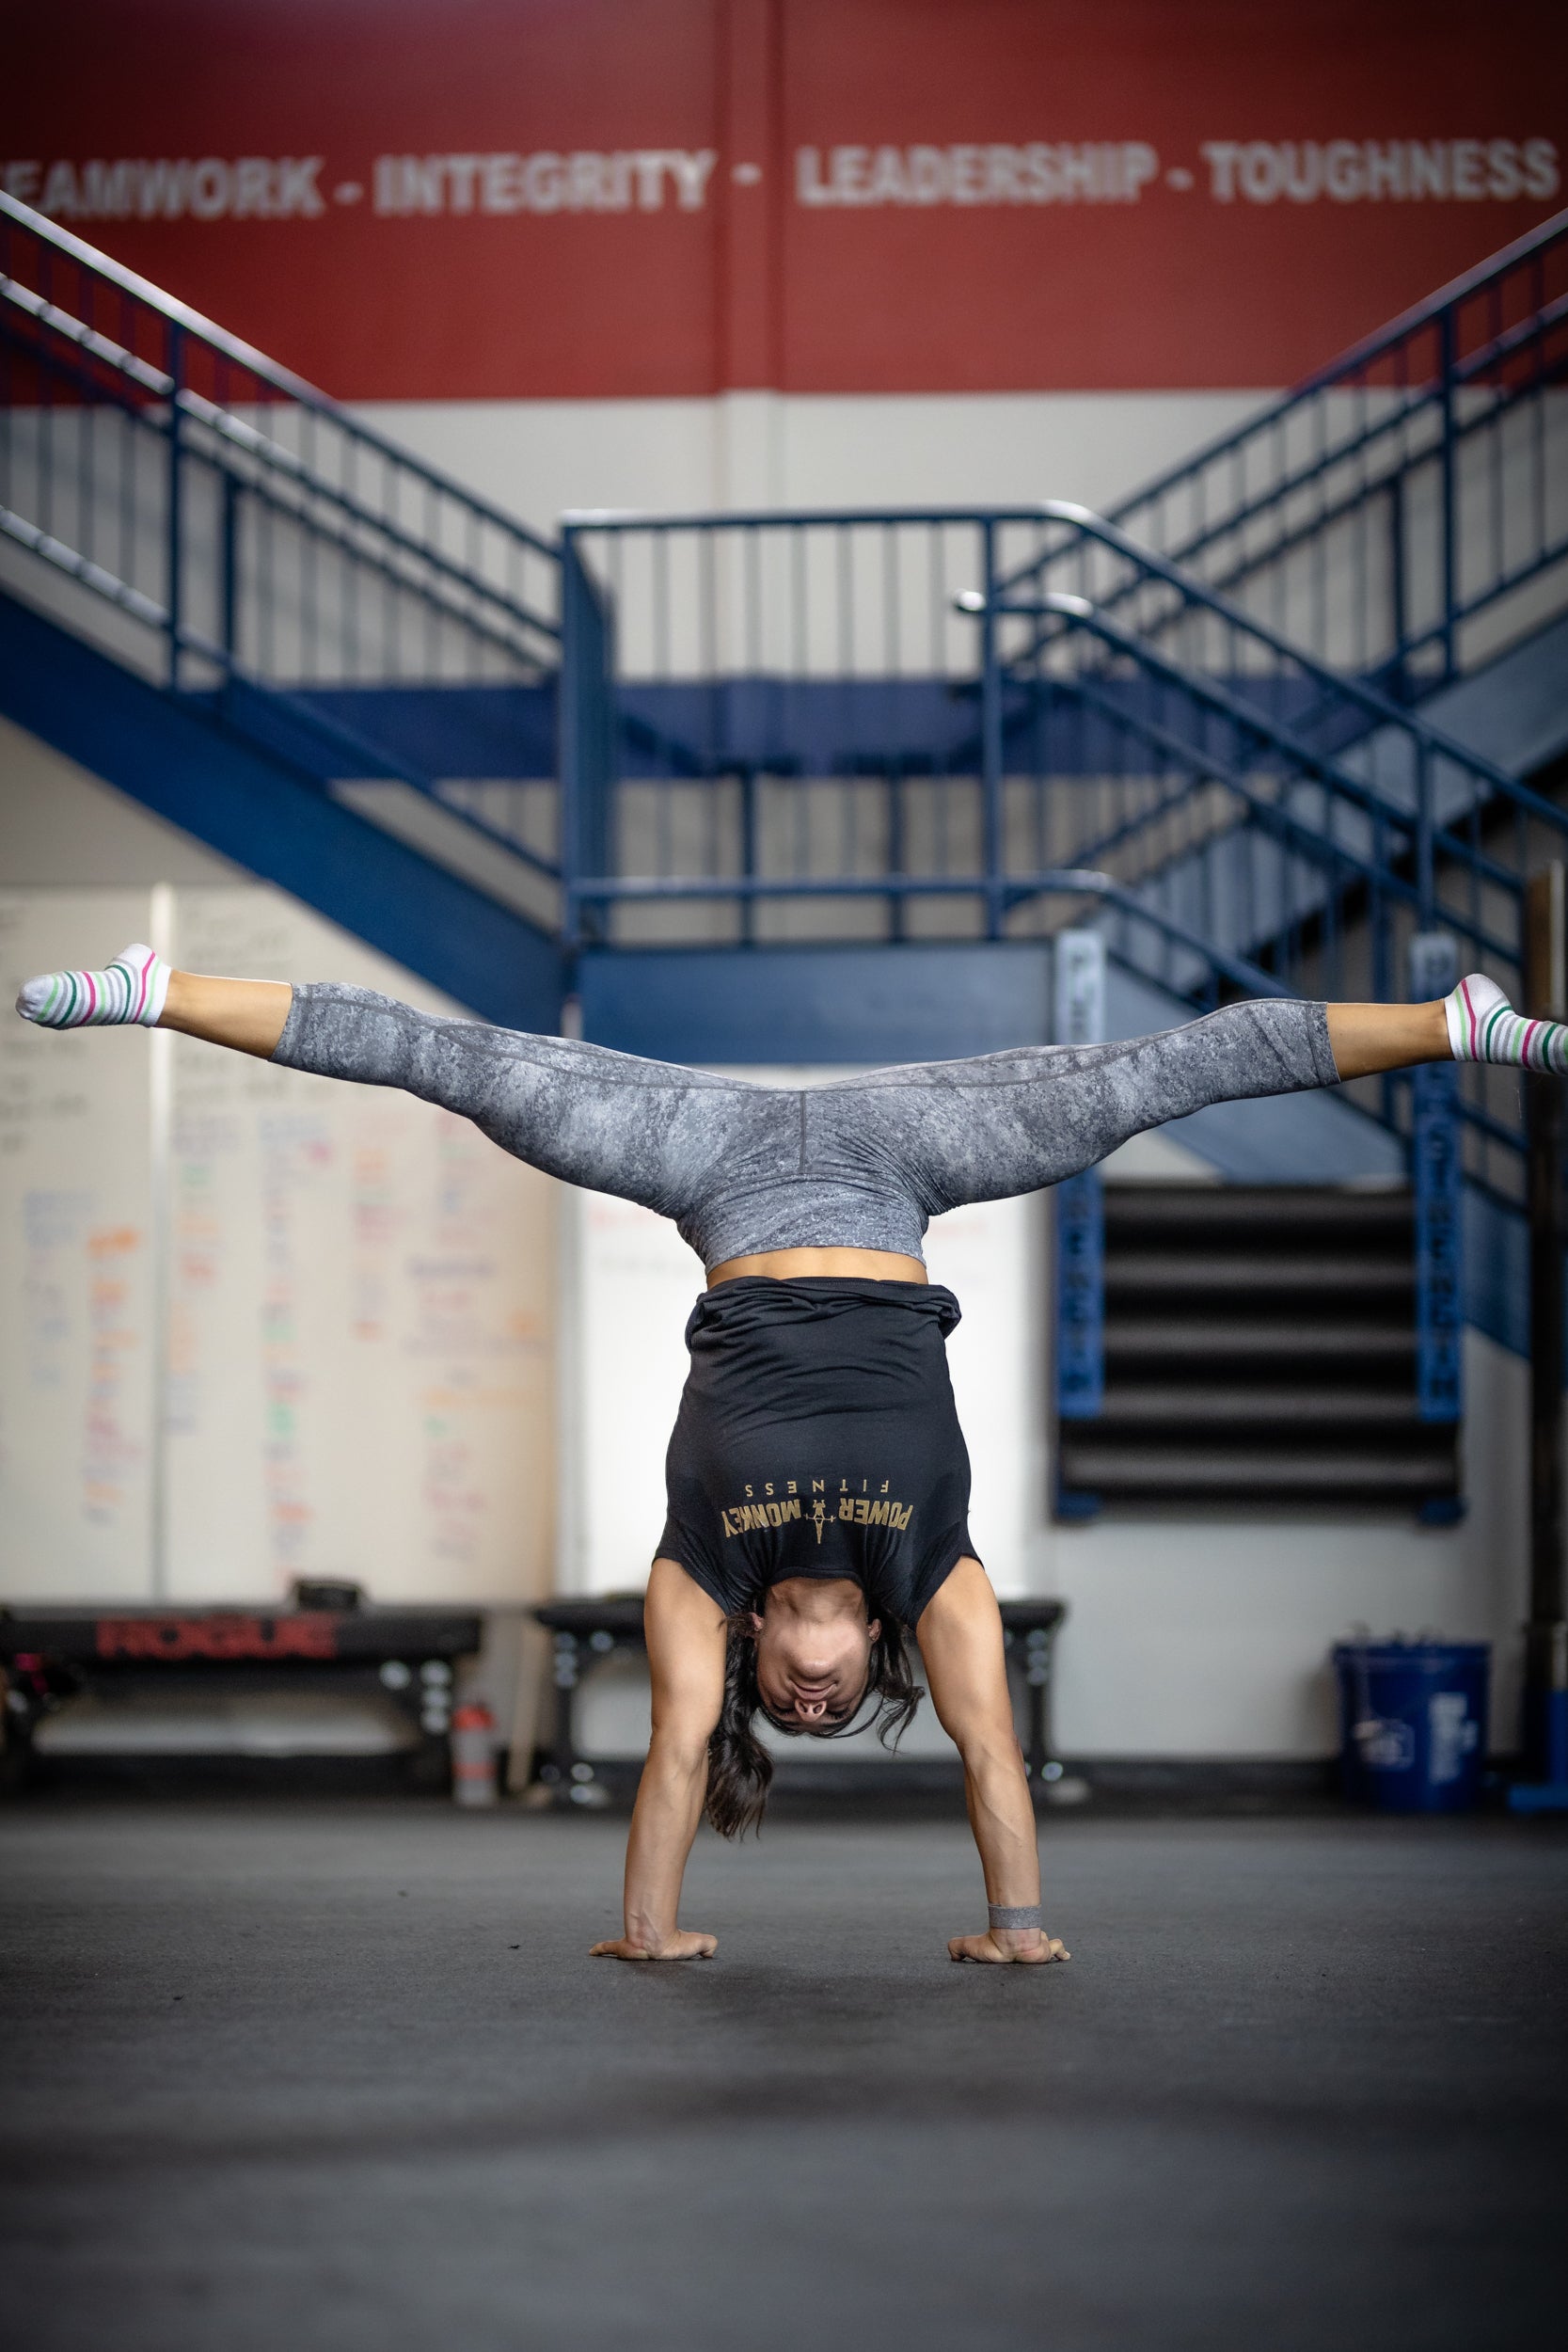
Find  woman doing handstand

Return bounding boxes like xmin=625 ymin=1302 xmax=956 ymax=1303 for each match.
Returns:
xmin=17 ymin=950 xmax=1553 ymax=1963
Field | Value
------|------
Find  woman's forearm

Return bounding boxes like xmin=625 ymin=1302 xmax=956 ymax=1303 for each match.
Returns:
xmin=959 ymin=1732 xmax=1042 ymax=1910
xmin=621 ymin=1734 xmax=709 ymax=1947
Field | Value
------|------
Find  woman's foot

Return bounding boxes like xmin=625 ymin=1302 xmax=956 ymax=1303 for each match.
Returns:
xmin=15 ymin=945 xmax=170 ymax=1029
xmin=1446 ymin=973 xmax=1568 ymax=1073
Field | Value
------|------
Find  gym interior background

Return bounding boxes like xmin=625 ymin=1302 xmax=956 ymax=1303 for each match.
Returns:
xmin=2 ymin=6 xmax=1565 ymax=2349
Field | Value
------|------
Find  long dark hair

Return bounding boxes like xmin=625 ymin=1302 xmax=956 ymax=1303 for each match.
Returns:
xmin=704 ymin=1605 xmax=925 ymax=1838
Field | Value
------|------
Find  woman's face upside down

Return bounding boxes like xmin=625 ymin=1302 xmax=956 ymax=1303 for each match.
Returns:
xmin=750 ymin=1577 xmax=880 ymax=1729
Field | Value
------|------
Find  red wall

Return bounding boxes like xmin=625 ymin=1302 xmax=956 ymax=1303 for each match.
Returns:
xmin=5 ymin=0 xmax=1564 ymax=400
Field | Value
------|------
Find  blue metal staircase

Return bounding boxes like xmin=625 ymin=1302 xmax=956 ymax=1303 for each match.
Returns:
xmin=1089 ymin=208 xmax=1568 ymax=707
xmin=4 ymin=190 xmax=1567 ymax=1386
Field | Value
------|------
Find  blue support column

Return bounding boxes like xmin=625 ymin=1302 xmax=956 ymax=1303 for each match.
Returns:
xmin=1412 ymin=1061 xmax=1463 ymax=1421
xmin=559 ymin=527 xmax=617 ymax=949
xmin=1055 ymin=1178 xmax=1104 ymax=1409
xmin=1053 ymin=930 xmax=1105 ymax=1520
xmin=1409 ymin=934 xmax=1464 ymax=1525
xmin=1513 ymin=866 xmax=1568 ymax=1808
xmin=979 ymin=520 xmax=1005 ymax=943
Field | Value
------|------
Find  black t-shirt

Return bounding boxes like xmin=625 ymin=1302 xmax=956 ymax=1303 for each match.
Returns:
xmin=657 ymin=1277 xmax=976 ymax=1628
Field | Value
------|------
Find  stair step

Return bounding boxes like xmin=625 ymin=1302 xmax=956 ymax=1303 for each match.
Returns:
xmin=1103 ymin=1185 xmax=1413 ymax=1244
xmin=1104 ymin=1318 xmax=1417 ymax=1365
xmin=1090 ymin=1386 xmax=1423 ymax=1427
xmin=1056 ymin=1442 xmax=1458 ymax=1498
xmin=1103 ymin=1251 xmax=1414 ymax=1298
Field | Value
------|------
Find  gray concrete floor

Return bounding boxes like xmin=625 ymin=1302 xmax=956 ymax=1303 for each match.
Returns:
xmin=2 ymin=1800 xmax=1565 ymax=2352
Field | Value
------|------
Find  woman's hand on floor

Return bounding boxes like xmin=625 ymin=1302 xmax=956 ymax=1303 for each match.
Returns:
xmin=590 ymin=1929 xmax=718 ymax=1962
xmin=948 ymin=1929 xmax=1070 ymax=1964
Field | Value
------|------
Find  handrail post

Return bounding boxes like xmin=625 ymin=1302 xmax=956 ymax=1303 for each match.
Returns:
xmin=1408 ymin=934 xmax=1463 ymax=1489
xmin=559 ymin=526 xmax=583 ymax=951
xmin=980 ymin=519 xmax=1004 ymax=939
xmin=1438 ymin=302 xmax=1458 ymax=681
xmin=1415 ymin=739 xmax=1434 ymax=930
xmin=1387 ymin=472 xmax=1407 ymax=696
xmin=165 ymin=321 xmax=182 ymax=690
xmin=559 ymin=526 xmax=615 ymax=955
xmin=1053 ymin=929 xmax=1105 ymax=1522
xmin=739 ymin=765 xmax=756 ymax=947
xmin=219 ymin=471 xmax=239 ymax=676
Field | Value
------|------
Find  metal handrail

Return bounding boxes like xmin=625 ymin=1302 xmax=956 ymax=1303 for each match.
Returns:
xmin=567 ymin=865 xmax=1293 ymax=1003
xmin=997 ymin=322 xmax=1568 ymax=613
xmin=563 ymin=504 xmax=1064 ymax=532
xmin=1099 ymin=203 xmax=1568 ymax=521
xmin=559 ymin=501 xmax=1556 ymax=995
xmin=0 ymin=192 xmax=560 ymax=560
xmin=984 ymin=504 xmax=1568 ymax=838
xmin=2 ymin=275 xmax=561 ymax=651
xmin=1031 ymin=635 xmax=1516 ymax=966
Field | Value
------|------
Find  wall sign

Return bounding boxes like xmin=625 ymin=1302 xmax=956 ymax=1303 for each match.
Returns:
xmin=5 ymin=0 xmax=1564 ymax=397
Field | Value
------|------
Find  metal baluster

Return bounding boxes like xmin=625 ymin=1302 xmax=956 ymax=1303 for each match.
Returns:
xmin=220 ymin=471 xmax=239 ymax=679
xmin=1438 ymin=301 xmax=1458 ymax=679
xmin=979 ymin=519 xmax=1003 ymax=939
xmin=1490 ymin=275 xmax=1506 ymax=606
xmin=165 ymin=321 xmax=182 ymax=689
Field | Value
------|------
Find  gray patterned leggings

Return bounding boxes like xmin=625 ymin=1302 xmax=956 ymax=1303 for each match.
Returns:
xmin=272 ymin=984 xmax=1340 ymax=1270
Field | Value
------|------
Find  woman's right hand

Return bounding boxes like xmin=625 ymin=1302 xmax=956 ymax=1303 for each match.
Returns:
xmin=589 ymin=1929 xmax=718 ymax=1962
xmin=948 ymin=1929 xmax=1069 ymax=1964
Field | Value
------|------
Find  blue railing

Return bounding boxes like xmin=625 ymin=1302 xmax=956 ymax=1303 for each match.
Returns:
xmin=983 ymin=501 xmax=1568 ymax=1194
xmin=5 ymin=195 xmax=1562 ymax=1207
xmin=560 ymin=497 xmax=1566 ymax=1194
xmin=0 ymin=191 xmax=563 ymax=898
xmin=1069 ymin=207 xmax=1568 ymax=695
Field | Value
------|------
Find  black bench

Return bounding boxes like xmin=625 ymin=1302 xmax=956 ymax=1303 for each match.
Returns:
xmin=0 ymin=1603 xmax=483 ymax=1772
xmin=531 ymin=1596 xmax=1067 ymax=1804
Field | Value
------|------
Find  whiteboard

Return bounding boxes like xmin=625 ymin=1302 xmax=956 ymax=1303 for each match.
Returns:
xmin=0 ymin=886 xmax=559 ymax=1606
xmin=163 ymin=891 xmax=558 ymax=1605
xmin=0 ymin=890 xmax=158 ymax=1598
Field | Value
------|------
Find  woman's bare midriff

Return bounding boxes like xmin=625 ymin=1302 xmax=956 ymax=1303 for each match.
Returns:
xmin=706 ymin=1247 xmax=927 ymax=1289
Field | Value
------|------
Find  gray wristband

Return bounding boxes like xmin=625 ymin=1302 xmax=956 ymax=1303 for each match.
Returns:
xmin=988 ymin=1903 xmax=1042 ymax=1931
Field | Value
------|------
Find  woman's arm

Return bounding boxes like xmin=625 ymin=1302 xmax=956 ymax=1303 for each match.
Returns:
xmin=589 ymin=1555 xmax=728 ymax=1963
xmin=916 ymin=1558 xmax=1069 ymax=1966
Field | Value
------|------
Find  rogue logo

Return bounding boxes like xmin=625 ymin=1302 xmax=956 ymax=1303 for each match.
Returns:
xmin=95 ymin=1614 xmax=339 ymax=1661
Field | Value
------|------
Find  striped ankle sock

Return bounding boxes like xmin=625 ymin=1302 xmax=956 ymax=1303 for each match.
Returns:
xmin=15 ymin=943 xmax=171 ymax=1030
xmin=1445 ymin=971 xmax=1568 ymax=1074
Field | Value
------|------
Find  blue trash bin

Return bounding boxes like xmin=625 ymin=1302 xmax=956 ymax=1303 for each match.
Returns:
xmin=1332 ymin=1640 xmax=1490 ymax=1813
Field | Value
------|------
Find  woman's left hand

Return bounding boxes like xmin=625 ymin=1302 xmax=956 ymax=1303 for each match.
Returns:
xmin=590 ymin=1930 xmax=718 ymax=1962
xmin=948 ymin=1930 xmax=1070 ymax=1964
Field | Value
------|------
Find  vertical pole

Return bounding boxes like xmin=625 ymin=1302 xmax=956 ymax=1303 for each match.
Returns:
xmin=166 ymin=323 xmax=183 ymax=691
xmin=558 ymin=528 xmax=581 ymax=951
xmin=980 ymin=520 xmax=1004 ymax=941
xmin=1522 ymin=864 xmax=1568 ymax=1791
xmin=1387 ymin=473 xmax=1406 ymax=698
xmin=559 ymin=526 xmax=615 ymax=954
xmin=1414 ymin=741 xmax=1434 ymax=932
xmin=219 ymin=472 xmax=239 ymax=676
xmin=888 ymin=770 xmax=906 ymax=945
xmin=1437 ymin=304 xmax=1458 ymax=682
xmin=1408 ymin=936 xmax=1463 ymax=1510
xmin=738 ymin=766 xmax=756 ymax=946
xmin=146 ymin=882 xmax=175 ymax=1602
xmin=1053 ymin=930 xmax=1105 ymax=1521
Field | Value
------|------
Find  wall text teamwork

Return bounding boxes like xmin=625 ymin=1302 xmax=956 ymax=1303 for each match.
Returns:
xmin=7 ymin=137 xmax=1559 ymax=224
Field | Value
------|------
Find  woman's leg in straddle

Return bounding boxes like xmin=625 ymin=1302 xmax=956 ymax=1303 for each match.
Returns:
xmin=840 ymin=983 xmax=1535 ymax=1220
xmin=1323 ymin=996 xmax=1448 ymax=1079
xmin=161 ymin=968 xmax=293 ymax=1058
xmin=16 ymin=946 xmax=764 ymax=1220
